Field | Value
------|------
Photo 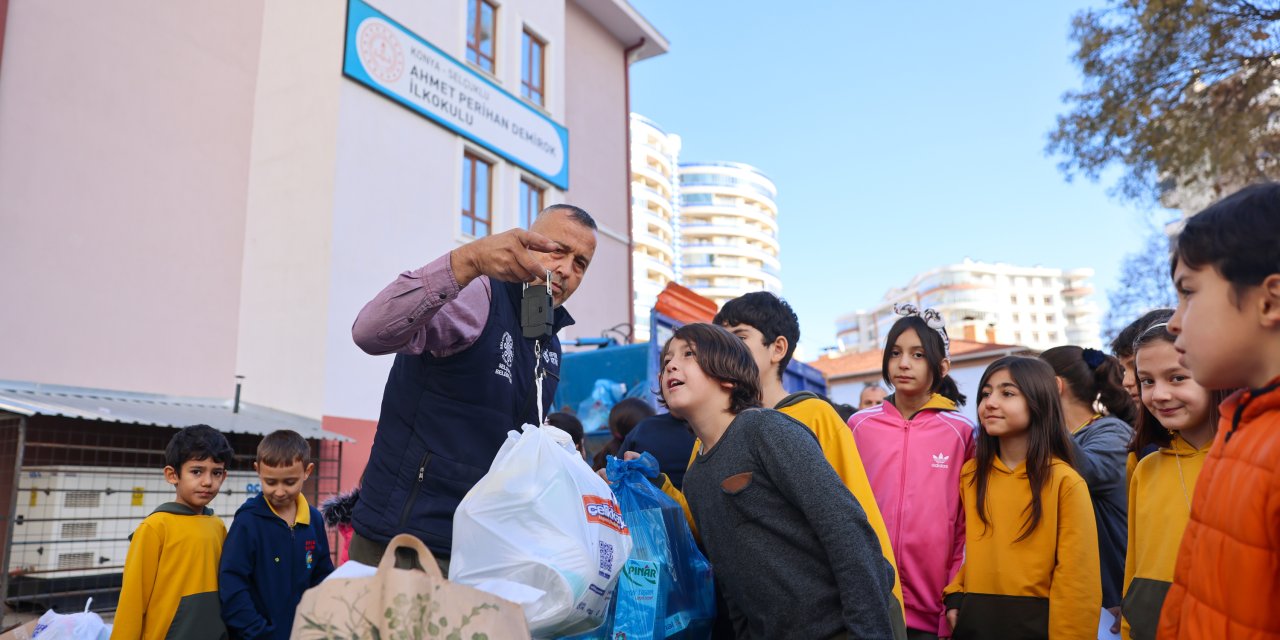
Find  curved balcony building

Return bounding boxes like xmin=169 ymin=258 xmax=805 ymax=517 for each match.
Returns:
xmin=630 ymin=114 xmax=681 ymax=342
xmin=677 ymin=161 xmax=781 ymax=308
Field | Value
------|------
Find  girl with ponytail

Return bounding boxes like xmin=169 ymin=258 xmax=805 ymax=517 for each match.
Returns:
xmin=847 ymin=305 xmax=975 ymax=639
xmin=1039 ymin=345 xmax=1137 ymax=629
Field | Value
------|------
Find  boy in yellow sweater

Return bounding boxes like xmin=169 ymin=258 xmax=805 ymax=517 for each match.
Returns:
xmin=112 ymin=424 xmax=235 ymax=640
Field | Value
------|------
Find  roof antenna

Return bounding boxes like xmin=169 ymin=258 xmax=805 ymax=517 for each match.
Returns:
xmin=233 ymin=375 xmax=245 ymax=414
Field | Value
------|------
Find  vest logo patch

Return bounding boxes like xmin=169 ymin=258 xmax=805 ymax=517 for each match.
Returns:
xmin=495 ymin=331 xmax=514 ymax=383
xmin=543 ymin=349 xmax=559 ymax=367
xmin=583 ymin=495 xmax=628 ymax=534
xmin=931 ymin=453 xmax=950 ymax=469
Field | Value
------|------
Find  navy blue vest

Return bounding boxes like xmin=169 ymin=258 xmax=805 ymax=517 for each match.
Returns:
xmin=351 ymin=279 xmax=572 ymax=556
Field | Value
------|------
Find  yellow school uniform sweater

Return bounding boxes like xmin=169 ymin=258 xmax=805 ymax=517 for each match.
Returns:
xmin=1120 ymin=437 xmax=1208 ymax=640
xmin=943 ymin=457 xmax=1101 ymax=639
xmin=112 ymin=503 xmax=227 ymax=640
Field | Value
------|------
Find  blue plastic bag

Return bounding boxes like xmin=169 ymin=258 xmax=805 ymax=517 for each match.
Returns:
xmin=577 ymin=379 xmax=627 ymax=432
xmin=563 ymin=453 xmax=714 ymax=640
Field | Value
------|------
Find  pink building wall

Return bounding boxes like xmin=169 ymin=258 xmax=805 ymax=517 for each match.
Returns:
xmin=561 ymin=2 xmax=633 ymax=345
xmin=0 ymin=2 xmax=265 ymax=398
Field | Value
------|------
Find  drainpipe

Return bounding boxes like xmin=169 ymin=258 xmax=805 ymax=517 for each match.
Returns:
xmin=0 ymin=0 xmax=10 ymax=78
xmin=623 ymin=38 xmax=645 ymax=343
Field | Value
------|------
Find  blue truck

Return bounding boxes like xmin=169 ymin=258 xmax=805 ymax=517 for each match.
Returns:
xmin=553 ymin=311 xmax=827 ymax=437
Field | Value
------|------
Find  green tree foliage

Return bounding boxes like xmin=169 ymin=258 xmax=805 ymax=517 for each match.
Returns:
xmin=1102 ymin=225 xmax=1178 ymax=344
xmin=1049 ymin=0 xmax=1280 ymax=205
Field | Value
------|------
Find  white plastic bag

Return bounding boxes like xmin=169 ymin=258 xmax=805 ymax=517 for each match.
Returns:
xmin=31 ymin=599 xmax=108 ymax=640
xmin=450 ymin=424 xmax=633 ymax=638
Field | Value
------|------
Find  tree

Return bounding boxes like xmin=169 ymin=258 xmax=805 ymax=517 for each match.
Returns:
xmin=1102 ymin=224 xmax=1179 ymax=345
xmin=1049 ymin=0 xmax=1280 ymax=206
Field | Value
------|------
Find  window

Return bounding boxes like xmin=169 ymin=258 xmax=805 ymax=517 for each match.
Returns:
xmin=521 ymin=29 xmax=545 ymax=105
xmin=519 ymin=178 xmax=543 ymax=228
xmin=466 ymin=0 xmax=496 ymax=73
xmin=1043 ymin=295 xmax=1053 ymax=305
xmin=461 ymin=152 xmax=492 ymax=237
xmin=1010 ymin=294 xmax=1018 ymax=304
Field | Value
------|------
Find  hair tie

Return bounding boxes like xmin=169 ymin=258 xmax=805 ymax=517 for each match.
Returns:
xmin=893 ymin=303 xmax=950 ymax=357
xmin=1082 ymin=347 xmax=1107 ymax=370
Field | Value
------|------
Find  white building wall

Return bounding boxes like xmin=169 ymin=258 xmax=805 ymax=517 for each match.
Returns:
xmin=236 ymin=0 xmax=345 ymax=420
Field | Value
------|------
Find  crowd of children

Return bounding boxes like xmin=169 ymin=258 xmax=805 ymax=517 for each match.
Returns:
xmin=636 ymin=182 xmax=1280 ymax=639
xmin=107 ymin=182 xmax=1280 ymax=639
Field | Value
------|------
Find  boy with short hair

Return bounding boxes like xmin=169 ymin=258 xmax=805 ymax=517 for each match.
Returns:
xmin=113 ymin=424 xmax=235 ymax=640
xmin=661 ymin=323 xmax=895 ymax=638
xmin=1157 ymin=183 xmax=1280 ymax=638
xmin=219 ymin=430 xmax=334 ymax=640
xmin=712 ymin=291 xmax=906 ymax=637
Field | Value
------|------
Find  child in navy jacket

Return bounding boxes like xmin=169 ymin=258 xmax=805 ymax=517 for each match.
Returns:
xmin=219 ymin=430 xmax=334 ymax=639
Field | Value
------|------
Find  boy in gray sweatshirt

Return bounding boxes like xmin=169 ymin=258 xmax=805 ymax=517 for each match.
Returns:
xmin=659 ymin=323 xmax=896 ymax=639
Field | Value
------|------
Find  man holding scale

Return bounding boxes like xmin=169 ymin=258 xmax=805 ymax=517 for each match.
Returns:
xmin=349 ymin=204 xmax=598 ymax=569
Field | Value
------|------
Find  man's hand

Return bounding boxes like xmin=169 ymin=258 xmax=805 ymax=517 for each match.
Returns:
xmin=946 ymin=609 xmax=958 ymax=634
xmin=450 ymin=228 xmax=560 ymax=288
xmin=1108 ymin=606 xmax=1122 ymax=635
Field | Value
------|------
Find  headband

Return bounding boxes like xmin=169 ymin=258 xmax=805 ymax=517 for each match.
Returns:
xmin=893 ymin=303 xmax=950 ymax=357
xmin=1131 ymin=322 xmax=1171 ymax=352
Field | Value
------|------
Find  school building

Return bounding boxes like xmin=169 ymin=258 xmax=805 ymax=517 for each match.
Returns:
xmin=0 ymin=0 xmax=669 ymax=490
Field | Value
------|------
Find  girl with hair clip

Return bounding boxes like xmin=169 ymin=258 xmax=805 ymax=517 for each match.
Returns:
xmin=1120 ymin=322 xmax=1229 ymax=640
xmin=944 ymin=356 xmax=1101 ymax=639
xmin=1038 ymin=345 xmax=1137 ymax=630
xmin=847 ymin=304 xmax=975 ymax=639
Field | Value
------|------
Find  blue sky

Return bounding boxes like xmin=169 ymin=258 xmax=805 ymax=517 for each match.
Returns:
xmin=627 ymin=1 xmax=1174 ymax=353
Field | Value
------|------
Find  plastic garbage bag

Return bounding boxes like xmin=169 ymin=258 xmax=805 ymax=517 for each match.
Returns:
xmin=566 ymin=453 xmax=715 ymax=640
xmin=450 ymin=424 xmax=633 ymax=638
xmin=577 ymin=379 xmax=627 ymax=432
xmin=31 ymin=599 xmax=109 ymax=640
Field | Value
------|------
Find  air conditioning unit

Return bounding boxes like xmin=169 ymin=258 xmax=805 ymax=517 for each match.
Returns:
xmin=10 ymin=466 xmax=260 ymax=579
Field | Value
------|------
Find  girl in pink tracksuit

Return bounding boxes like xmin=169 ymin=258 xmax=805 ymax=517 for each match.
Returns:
xmin=847 ymin=307 xmax=974 ymax=639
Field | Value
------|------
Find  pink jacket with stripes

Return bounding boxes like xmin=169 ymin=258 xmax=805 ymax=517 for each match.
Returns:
xmin=848 ymin=395 xmax=975 ymax=636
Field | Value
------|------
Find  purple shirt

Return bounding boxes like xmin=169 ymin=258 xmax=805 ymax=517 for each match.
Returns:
xmin=351 ymin=254 xmax=493 ymax=358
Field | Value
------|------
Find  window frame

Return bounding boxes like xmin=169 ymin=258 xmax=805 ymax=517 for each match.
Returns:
xmin=461 ymin=151 xmax=494 ymax=238
xmin=521 ymin=28 xmax=546 ymax=106
xmin=519 ymin=176 xmax=545 ymax=228
xmin=466 ymin=0 xmax=497 ymax=74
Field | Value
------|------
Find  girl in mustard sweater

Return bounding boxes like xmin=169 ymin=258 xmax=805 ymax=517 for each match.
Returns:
xmin=943 ymin=356 xmax=1101 ymax=639
xmin=1120 ymin=322 xmax=1228 ymax=640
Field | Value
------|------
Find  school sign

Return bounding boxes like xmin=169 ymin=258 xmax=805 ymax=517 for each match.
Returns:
xmin=342 ymin=0 xmax=570 ymax=189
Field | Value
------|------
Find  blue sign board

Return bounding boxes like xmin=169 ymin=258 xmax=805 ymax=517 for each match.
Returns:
xmin=343 ymin=0 xmax=570 ymax=189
